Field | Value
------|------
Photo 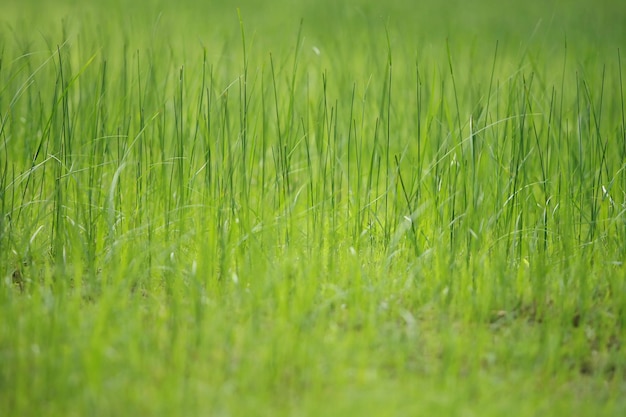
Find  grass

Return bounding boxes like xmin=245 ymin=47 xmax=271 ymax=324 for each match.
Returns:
xmin=1 ymin=0 xmax=626 ymax=415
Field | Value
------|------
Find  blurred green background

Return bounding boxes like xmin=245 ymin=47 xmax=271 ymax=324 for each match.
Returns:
xmin=4 ymin=0 xmax=625 ymax=54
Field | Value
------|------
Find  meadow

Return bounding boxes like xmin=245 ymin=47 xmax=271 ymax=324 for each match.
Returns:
xmin=1 ymin=0 xmax=625 ymax=415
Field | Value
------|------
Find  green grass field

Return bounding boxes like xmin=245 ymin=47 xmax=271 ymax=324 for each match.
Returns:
xmin=2 ymin=0 xmax=626 ymax=415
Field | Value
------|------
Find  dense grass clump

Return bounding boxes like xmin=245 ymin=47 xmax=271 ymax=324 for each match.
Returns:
xmin=1 ymin=0 xmax=625 ymax=415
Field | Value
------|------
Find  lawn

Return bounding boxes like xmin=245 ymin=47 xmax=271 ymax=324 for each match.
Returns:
xmin=1 ymin=0 xmax=625 ymax=415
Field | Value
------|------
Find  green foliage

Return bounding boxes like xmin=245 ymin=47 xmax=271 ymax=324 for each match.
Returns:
xmin=1 ymin=0 xmax=625 ymax=415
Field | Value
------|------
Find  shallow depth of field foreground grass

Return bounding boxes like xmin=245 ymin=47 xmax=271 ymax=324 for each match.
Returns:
xmin=1 ymin=0 xmax=626 ymax=415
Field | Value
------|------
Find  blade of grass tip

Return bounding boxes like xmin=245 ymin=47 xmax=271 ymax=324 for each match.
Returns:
xmin=269 ymin=54 xmax=281 ymax=161
xmin=85 ymin=59 xmax=106 ymax=269
xmin=585 ymin=67 xmax=609 ymax=241
xmin=190 ymin=49 xmax=207 ymax=190
xmin=269 ymin=53 xmax=285 ymax=211
xmin=617 ymin=48 xmax=626 ymax=162
xmin=436 ymin=76 xmax=446 ymax=226
xmin=320 ymin=70 xmax=329 ymax=227
xmin=353 ymin=119 xmax=362 ymax=242
xmin=542 ymin=86 xmax=557 ymax=252
xmin=555 ymin=40 xmax=568 ymax=249
xmin=301 ymin=116 xmax=314 ymax=238
xmin=53 ymin=44 xmax=70 ymax=269
xmin=0 ymin=50 xmax=4 ymax=146
xmin=347 ymin=82 xmax=356 ymax=236
xmin=158 ymin=105 xmax=170 ymax=241
xmin=446 ymin=39 xmax=463 ymax=157
xmin=136 ymin=51 xmax=144 ymax=225
xmin=575 ymin=71 xmax=584 ymax=245
xmin=287 ymin=19 xmax=304 ymax=139
xmin=415 ymin=59 xmax=422 ymax=204
xmin=484 ymin=41 xmax=499 ymax=125
xmin=481 ymin=41 xmax=498 ymax=194
xmin=558 ymin=36 xmax=567 ymax=143
xmin=504 ymin=76 xmax=521 ymax=258
xmin=517 ymin=73 xmax=534 ymax=259
xmin=366 ymin=117 xmax=380 ymax=224
xmin=260 ymin=67 xmax=266 ymax=211
xmin=303 ymin=74 xmax=316 ymax=246
xmin=618 ymin=50 xmax=626 ymax=236
xmin=582 ymin=77 xmax=599 ymax=244
xmin=333 ymin=99 xmax=340 ymax=235
xmin=384 ymin=24 xmax=393 ymax=243
xmin=238 ymin=9 xmax=249 ymax=204
xmin=205 ymin=63 xmax=213 ymax=193
xmin=177 ymin=66 xmax=185 ymax=212
xmin=223 ymin=84 xmax=236 ymax=220
xmin=529 ymin=84 xmax=549 ymax=253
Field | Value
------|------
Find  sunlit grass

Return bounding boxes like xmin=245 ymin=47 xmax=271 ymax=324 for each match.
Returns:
xmin=1 ymin=0 xmax=625 ymax=415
